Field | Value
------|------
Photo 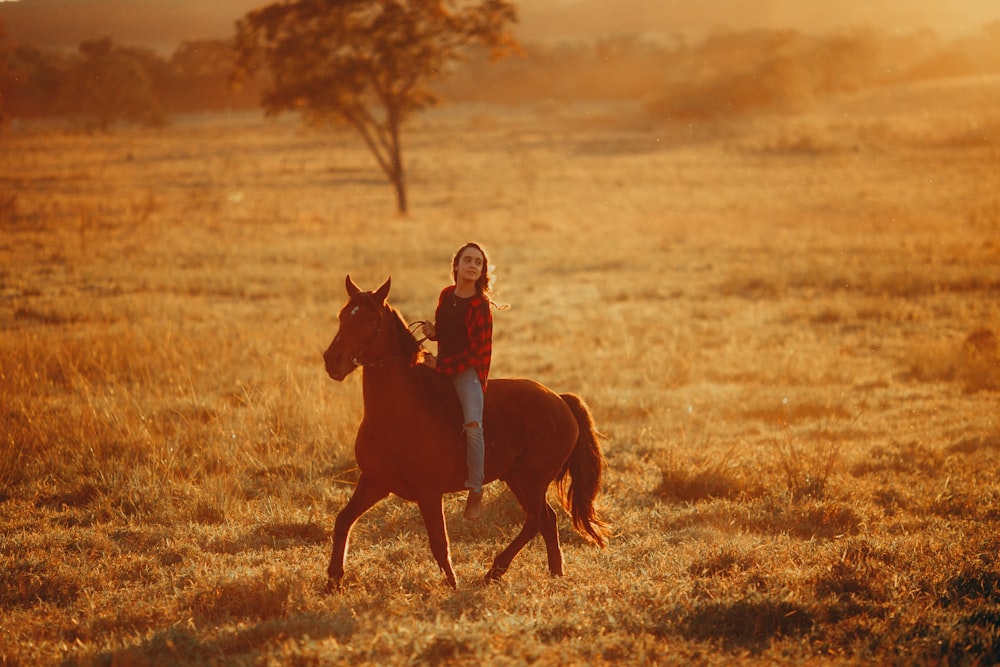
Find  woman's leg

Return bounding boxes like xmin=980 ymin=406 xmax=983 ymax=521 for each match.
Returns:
xmin=452 ymin=368 xmax=485 ymax=491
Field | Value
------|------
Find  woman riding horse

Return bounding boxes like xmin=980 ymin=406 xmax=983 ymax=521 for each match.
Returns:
xmin=323 ymin=275 xmax=608 ymax=590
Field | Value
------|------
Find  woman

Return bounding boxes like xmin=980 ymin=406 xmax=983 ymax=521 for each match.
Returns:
xmin=421 ymin=242 xmax=497 ymax=521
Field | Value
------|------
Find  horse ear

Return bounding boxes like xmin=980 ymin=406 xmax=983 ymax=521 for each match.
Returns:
xmin=374 ymin=277 xmax=391 ymax=304
xmin=346 ymin=275 xmax=362 ymax=297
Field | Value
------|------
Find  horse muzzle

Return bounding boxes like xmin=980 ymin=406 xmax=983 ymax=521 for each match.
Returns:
xmin=323 ymin=346 xmax=355 ymax=382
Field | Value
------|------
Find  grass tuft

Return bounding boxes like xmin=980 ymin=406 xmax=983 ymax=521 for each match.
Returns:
xmin=775 ymin=420 xmax=848 ymax=501
xmin=1 ymin=558 xmax=83 ymax=609
xmin=679 ymin=596 xmax=814 ymax=651
xmin=654 ymin=443 xmax=763 ymax=503
xmin=688 ymin=545 xmax=758 ymax=578
xmin=188 ymin=569 xmax=297 ymax=624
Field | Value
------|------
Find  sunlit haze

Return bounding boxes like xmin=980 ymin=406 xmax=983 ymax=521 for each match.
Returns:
xmin=1 ymin=0 xmax=998 ymax=53
xmin=521 ymin=0 xmax=1000 ymax=41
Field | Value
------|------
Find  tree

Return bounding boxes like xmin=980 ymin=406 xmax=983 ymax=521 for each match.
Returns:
xmin=56 ymin=38 xmax=164 ymax=131
xmin=169 ymin=40 xmax=261 ymax=112
xmin=232 ymin=0 xmax=519 ymax=215
xmin=0 ymin=21 xmax=73 ymax=124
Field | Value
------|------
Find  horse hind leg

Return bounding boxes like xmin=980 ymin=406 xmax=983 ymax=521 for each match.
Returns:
xmin=485 ymin=475 xmax=556 ymax=582
xmin=485 ymin=512 xmax=539 ymax=583
xmin=539 ymin=500 xmax=564 ymax=576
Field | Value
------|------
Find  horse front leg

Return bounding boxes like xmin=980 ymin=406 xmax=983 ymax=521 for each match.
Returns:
xmin=417 ymin=495 xmax=457 ymax=588
xmin=327 ymin=474 xmax=388 ymax=593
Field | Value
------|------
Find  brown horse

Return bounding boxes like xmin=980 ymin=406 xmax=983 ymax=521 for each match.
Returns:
xmin=322 ymin=276 xmax=608 ymax=590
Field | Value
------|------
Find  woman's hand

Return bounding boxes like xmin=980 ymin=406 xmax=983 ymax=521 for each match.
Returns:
xmin=421 ymin=321 xmax=436 ymax=339
xmin=424 ymin=352 xmax=437 ymax=369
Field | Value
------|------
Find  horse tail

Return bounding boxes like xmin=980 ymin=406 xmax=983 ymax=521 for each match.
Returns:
xmin=556 ymin=393 xmax=610 ymax=548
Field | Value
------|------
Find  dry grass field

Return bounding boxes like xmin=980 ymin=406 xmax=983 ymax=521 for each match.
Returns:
xmin=2 ymin=74 xmax=1000 ymax=665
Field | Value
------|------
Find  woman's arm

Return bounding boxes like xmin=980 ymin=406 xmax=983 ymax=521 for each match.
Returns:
xmin=423 ymin=287 xmax=450 ymax=341
xmin=465 ymin=297 xmax=493 ymax=379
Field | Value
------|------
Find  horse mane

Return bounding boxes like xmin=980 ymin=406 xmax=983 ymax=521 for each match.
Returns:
xmin=388 ymin=301 xmax=465 ymax=408
xmin=382 ymin=303 xmax=462 ymax=418
xmin=385 ymin=304 xmax=424 ymax=367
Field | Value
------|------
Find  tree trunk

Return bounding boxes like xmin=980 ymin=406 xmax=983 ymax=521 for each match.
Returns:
xmin=391 ymin=166 xmax=408 ymax=216
xmin=388 ymin=117 xmax=407 ymax=215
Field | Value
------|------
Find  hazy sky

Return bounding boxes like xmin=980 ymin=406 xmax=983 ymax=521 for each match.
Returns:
xmin=2 ymin=0 xmax=998 ymax=52
xmin=521 ymin=0 xmax=1000 ymax=41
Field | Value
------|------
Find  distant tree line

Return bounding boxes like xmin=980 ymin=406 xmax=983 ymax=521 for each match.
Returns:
xmin=3 ymin=16 xmax=1000 ymax=131
xmin=441 ymin=23 xmax=1000 ymax=119
xmin=0 ymin=24 xmax=260 ymax=130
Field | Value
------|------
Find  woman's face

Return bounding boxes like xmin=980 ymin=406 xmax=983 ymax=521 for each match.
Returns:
xmin=455 ymin=246 xmax=485 ymax=284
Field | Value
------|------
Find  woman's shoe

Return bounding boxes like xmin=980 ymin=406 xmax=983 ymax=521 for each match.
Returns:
xmin=464 ymin=489 xmax=482 ymax=521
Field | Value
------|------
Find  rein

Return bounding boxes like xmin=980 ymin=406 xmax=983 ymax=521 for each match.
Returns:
xmin=409 ymin=320 xmax=431 ymax=345
xmin=352 ymin=350 xmax=404 ymax=369
xmin=349 ymin=312 xmax=428 ymax=369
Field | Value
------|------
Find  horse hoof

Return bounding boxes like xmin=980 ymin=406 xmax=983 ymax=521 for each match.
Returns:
xmin=325 ymin=577 xmax=342 ymax=594
xmin=484 ymin=565 xmax=507 ymax=583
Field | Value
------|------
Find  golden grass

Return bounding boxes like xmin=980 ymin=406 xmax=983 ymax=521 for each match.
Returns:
xmin=2 ymin=77 xmax=1000 ymax=664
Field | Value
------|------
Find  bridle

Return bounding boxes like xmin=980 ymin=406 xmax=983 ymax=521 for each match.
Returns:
xmin=344 ymin=305 xmax=428 ymax=369
xmin=346 ymin=306 xmax=394 ymax=368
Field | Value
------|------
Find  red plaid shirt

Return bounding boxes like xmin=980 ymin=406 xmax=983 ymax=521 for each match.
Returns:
xmin=432 ymin=285 xmax=492 ymax=389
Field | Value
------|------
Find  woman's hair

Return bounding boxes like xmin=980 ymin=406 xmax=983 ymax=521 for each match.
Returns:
xmin=451 ymin=242 xmax=505 ymax=308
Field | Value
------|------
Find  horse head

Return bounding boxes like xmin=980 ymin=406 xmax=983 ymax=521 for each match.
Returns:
xmin=323 ymin=275 xmax=392 ymax=381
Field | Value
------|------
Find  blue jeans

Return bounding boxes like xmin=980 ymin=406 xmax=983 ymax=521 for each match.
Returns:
xmin=452 ymin=368 xmax=485 ymax=492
